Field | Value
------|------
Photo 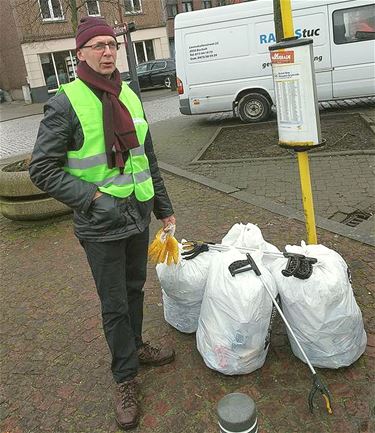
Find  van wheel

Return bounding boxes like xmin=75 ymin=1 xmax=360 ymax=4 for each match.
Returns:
xmin=238 ymin=93 xmax=271 ymax=122
xmin=164 ymin=76 xmax=172 ymax=89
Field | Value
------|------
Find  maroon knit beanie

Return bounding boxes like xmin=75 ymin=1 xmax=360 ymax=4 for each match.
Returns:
xmin=76 ymin=17 xmax=116 ymax=49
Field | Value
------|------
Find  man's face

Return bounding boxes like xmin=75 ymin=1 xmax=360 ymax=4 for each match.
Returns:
xmin=77 ymin=35 xmax=117 ymax=77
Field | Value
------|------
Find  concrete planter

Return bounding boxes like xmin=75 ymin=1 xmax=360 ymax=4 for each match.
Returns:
xmin=0 ymin=157 xmax=71 ymax=221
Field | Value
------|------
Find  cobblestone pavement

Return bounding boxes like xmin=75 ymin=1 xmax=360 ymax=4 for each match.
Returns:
xmin=0 ymin=114 xmax=43 ymax=158
xmin=1 ymin=172 xmax=374 ymax=433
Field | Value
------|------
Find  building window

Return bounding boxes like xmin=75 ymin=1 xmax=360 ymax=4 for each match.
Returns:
xmin=86 ymin=0 xmax=100 ymax=16
xmin=40 ymin=50 xmax=77 ymax=92
xmin=134 ymin=40 xmax=155 ymax=64
xmin=333 ymin=4 xmax=375 ymax=44
xmin=39 ymin=0 xmax=64 ymax=20
xmin=167 ymin=3 xmax=178 ymax=17
xmin=124 ymin=0 xmax=142 ymax=14
xmin=182 ymin=1 xmax=193 ymax=12
xmin=202 ymin=0 xmax=212 ymax=8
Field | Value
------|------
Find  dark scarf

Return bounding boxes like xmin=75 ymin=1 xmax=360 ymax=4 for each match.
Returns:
xmin=77 ymin=61 xmax=140 ymax=173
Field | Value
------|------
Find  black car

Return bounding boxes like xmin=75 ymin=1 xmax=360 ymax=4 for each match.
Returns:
xmin=124 ymin=59 xmax=176 ymax=89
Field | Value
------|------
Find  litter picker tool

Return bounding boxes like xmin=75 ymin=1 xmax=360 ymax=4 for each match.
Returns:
xmin=181 ymin=240 xmax=317 ymax=279
xmin=228 ymin=252 xmax=333 ymax=415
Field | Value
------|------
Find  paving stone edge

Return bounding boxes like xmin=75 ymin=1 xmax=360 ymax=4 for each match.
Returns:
xmin=190 ymin=149 xmax=375 ymax=165
xmin=159 ymin=161 xmax=375 ymax=247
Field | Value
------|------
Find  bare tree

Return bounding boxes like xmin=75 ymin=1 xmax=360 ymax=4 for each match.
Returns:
xmin=13 ymin=0 xmax=169 ymax=41
xmin=12 ymin=0 xmax=132 ymax=39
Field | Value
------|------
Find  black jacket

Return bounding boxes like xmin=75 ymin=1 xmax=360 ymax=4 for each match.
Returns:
xmin=29 ymin=84 xmax=173 ymax=241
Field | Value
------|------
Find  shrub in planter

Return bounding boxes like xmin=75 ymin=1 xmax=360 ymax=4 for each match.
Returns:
xmin=0 ymin=157 xmax=71 ymax=221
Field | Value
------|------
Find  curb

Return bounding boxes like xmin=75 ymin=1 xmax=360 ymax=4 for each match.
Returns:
xmin=0 ymin=111 xmax=43 ymax=123
xmin=159 ymin=161 xmax=375 ymax=247
xmin=190 ymin=149 xmax=375 ymax=165
xmin=0 ymin=152 xmax=32 ymax=168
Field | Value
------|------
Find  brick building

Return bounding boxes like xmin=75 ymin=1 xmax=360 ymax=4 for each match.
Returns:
xmin=0 ymin=0 xmax=171 ymax=102
xmin=0 ymin=0 xmax=29 ymax=101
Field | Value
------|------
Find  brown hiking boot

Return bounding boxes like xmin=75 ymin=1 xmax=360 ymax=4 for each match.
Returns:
xmin=114 ymin=378 xmax=139 ymax=430
xmin=137 ymin=342 xmax=175 ymax=366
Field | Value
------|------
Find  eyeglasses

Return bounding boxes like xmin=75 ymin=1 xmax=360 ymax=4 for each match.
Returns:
xmin=81 ymin=41 xmax=120 ymax=52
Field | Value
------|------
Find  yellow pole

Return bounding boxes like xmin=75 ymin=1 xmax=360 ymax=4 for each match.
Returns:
xmin=297 ymin=153 xmax=318 ymax=244
xmin=278 ymin=0 xmax=318 ymax=244
xmin=280 ymin=0 xmax=294 ymax=38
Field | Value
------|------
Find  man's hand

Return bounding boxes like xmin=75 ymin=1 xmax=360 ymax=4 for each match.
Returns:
xmin=161 ymin=215 xmax=176 ymax=232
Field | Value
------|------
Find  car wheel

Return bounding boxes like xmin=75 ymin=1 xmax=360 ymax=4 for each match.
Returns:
xmin=238 ymin=93 xmax=271 ymax=123
xmin=164 ymin=76 xmax=172 ymax=89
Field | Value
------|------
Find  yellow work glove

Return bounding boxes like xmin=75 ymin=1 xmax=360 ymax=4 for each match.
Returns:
xmin=148 ymin=224 xmax=179 ymax=265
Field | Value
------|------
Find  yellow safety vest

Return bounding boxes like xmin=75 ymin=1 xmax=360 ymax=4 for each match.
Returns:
xmin=60 ymin=78 xmax=154 ymax=201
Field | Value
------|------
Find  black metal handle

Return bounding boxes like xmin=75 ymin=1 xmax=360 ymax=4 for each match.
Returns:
xmin=228 ymin=253 xmax=261 ymax=277
xmin=282 ymin=252 xmax=317 ymax=280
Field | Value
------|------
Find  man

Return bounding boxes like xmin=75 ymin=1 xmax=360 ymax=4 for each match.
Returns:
xmin=29 ymin=16 xmax=176 ymax=430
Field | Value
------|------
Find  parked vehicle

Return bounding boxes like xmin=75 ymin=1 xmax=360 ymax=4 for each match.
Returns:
xmin=124 ymin=59 xmax=176 ymax=89
xmin=175 ymin=0 xmax=375 ymax=122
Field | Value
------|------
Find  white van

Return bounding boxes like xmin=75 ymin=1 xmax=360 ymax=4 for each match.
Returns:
xmin=174 ymin=0 xmax=375 ymax=122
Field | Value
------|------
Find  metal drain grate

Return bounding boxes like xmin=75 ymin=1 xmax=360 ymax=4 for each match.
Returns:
xmin=342 ymin=210 xmax=372 ymax=227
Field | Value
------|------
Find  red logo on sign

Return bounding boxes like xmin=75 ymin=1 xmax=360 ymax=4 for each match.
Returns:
xmin=271 ymin=50 xmax=294 ymax=64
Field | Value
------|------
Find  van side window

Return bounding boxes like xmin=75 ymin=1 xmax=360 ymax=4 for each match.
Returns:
xmin=333 ymin=4 xmax=375 ymax=44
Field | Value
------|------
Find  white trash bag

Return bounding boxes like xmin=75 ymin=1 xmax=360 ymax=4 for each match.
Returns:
xmin=161 ymin=290 xmax=202 ymax=334
xmin=196 ymin=249 xmax=277 ymax=375
xmin=157 ymin=243 xmax=216 ymax=333
xmin=270 ymin=242 xmax=367 ymax=369
xmin=222 ymin=223 xmax=280 ymax=267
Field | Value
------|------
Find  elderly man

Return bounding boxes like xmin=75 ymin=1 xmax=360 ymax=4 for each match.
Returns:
xmin=29 ymin=16 xmax=176 ymax=430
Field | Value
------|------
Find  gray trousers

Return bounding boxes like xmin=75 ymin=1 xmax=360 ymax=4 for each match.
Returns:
xmin=81 ymin=227 xmax=149 ymax=383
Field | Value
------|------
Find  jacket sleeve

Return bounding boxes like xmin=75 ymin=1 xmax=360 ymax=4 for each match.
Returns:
xmin=127 ymin=80 xmax=174 ymax=220
xmin=29 ymin=93 xmax=97 ymax=214
xmin=144 ymin=129 xmax=174 ymax=220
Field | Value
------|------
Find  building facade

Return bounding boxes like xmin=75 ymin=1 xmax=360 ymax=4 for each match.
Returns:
xmin=1 ymin=0 xmax=170 ymax=102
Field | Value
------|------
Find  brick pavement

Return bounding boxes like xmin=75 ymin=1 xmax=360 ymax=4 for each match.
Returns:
xmin=1 ymin=172 xmax=374 ymax=433
xmin=150 ymin=103 xmax=375 ymax=245
xmin=188 ymin=154 xmax=374 ymax=218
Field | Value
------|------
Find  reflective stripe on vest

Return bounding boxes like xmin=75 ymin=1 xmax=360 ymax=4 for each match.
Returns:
xmin=95 ymin=169 xmax=151 ymax=187
xmin=66 ymin=146 xmax=145 ymax=169
xmin=60 ymin=79 xmax=154 ymax=201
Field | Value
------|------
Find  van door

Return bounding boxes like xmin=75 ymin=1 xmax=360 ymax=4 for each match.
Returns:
xmin=329 ymin=1 xmax=375 ymax=98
